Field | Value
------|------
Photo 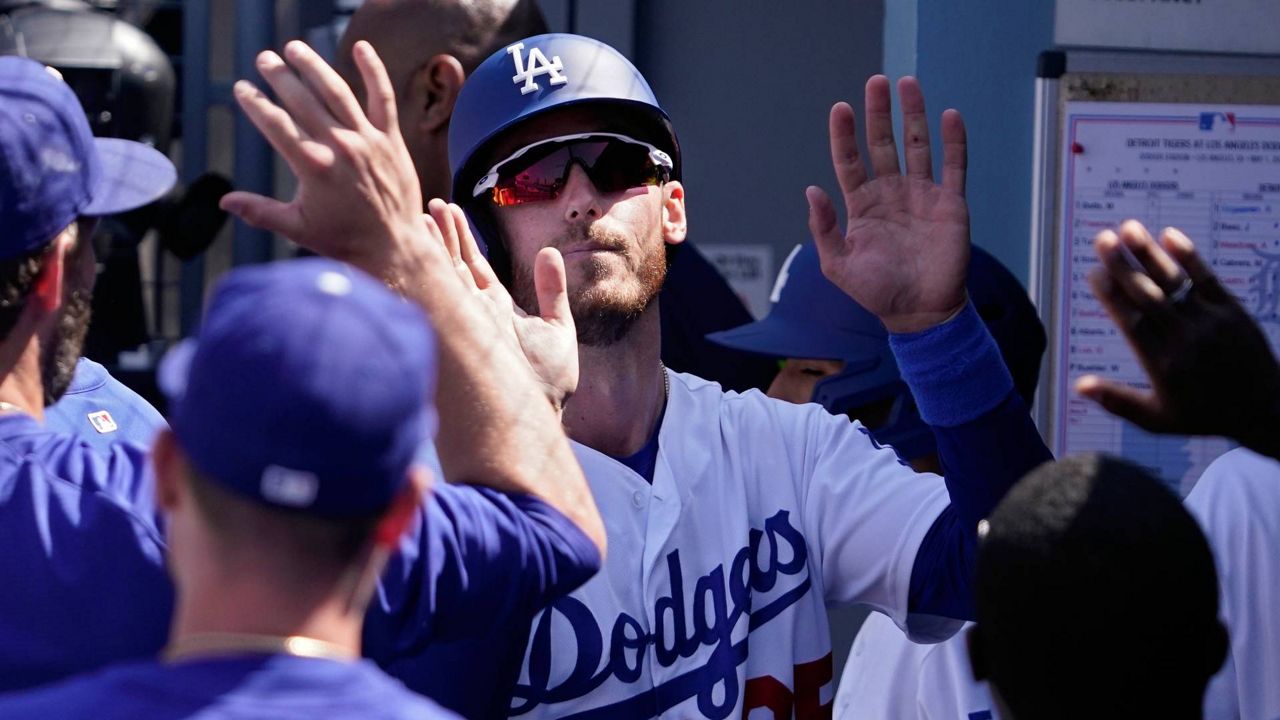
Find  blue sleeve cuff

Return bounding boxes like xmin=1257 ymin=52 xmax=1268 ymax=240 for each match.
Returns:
xmin=888 ymin=300 xmax=1014 ymax=428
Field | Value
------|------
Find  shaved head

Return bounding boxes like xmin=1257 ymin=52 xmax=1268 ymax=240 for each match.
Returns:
xmin=338 ymin=0 xmax=548 ymax=200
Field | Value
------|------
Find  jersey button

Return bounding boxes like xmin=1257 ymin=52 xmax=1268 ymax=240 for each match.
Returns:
xmin=631 ymin=490 xmax=645 ymax=508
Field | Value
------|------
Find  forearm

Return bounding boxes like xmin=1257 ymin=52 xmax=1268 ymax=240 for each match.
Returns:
xmin=891 ymin=301 xmax=1053 ymax=617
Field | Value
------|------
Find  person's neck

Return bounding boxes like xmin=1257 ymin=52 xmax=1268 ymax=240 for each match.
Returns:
xmin=563 ymin=307 xmax=666 ymax=457
xmin=168 ymin=572 xmax=362 ymax=661
xmin=0 ymin=333 xmax=49 ymax=421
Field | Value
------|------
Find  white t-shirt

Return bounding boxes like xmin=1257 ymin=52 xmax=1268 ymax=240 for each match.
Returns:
xmin=508 ymin=371 xmax=954 ymax=719
xmin=1185 ymin=447 xmax=1280 ymax=720
xmin=835 ymin=613 xmax=996 ymax=720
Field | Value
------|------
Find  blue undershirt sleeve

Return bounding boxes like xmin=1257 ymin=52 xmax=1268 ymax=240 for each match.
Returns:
xmin=889 ymin=301 xmax=1053 ymax=620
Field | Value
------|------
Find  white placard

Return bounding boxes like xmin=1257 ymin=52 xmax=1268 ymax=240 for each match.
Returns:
xmin=1055 ymin=0 xmax=1280 ymax=55
xmin=1054 ymin=100 xmax=1280 ymax=493
xmin=699 ymin=244 xmax=774 ymax=320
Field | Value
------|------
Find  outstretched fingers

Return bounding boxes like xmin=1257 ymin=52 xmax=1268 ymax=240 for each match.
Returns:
xmin=828 ymin=101 xmax=869 ymax=204
xmin=231 ymin=79 xmax=313 ymax=175
xmin=863 ymin=75 xmax=900 ymax=178
xmin=806 ymin=185 xmax=846 ymax=261
xmin=281 ymin=41 xmax=368 ymax=131
xmin=897 ymin=77 xmax=932 ymax=181
xmin=352 ymin=40 xmax=399 ymax=135
xmin=452 ymin=203 xmax=499 ymax=290
xmin=940 ymin=109 xmax=967 ymax=196
xmin=221 ymin=190 xmax=302 ymax=239
xmin=1075 ymin=374 xmax=1165 ymax=432
xmin=1161 ymin=227 xmax=1230 ymax=303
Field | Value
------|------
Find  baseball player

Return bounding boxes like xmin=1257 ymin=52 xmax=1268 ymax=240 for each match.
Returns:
xmin=0 ymin=258 xmax=466 ymax=717
xmin=0 ymin=51 xmax=604 ymax=698
xmin=222 ymin=34 xmax=1055 ymax=718
xmin=45 ymin=358 xmax=167 ymax=451
xmin=337 ymin=0 xmax=777 ymax=398
xmin=707 ymin=241 xmax=1047 ymax=720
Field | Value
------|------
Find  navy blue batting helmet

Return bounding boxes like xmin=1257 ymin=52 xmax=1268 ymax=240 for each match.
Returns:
xmin=449 ymin=33 xmax=679 ymax=202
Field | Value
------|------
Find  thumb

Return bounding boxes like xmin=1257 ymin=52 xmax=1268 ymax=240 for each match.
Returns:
xmin=221 ymin=192 xmax=303 ymax=240
xmin=534 ymin=247 xmax=573 ymax=329
xmin=1075 ymin=375 xmax=1165 ymax=432
xmin=806 ymin=185 xmax=843 ymax=259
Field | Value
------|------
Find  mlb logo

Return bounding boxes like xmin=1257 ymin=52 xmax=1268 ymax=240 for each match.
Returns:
xmin=1198 ymin=112 xmax=1236 ymax=131
xmin=87 ymin=410 xmax=118 ymax=434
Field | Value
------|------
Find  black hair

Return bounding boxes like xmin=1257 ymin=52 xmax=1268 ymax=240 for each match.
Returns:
xmin=971 ymin=454 xmax=1226 ymax=719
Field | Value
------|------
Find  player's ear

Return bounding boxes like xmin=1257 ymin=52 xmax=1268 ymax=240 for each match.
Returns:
xmin=661 ymin=181 xmax=687 ymax=246
xmin=373 ymin=466 xmax=430 ymax=550
xmin=411 ymin=54 xmax=466 ymax=135
xmin=151 ymin=429 xmax=185 ymax=512
xmin=30 ymin=234 xmax=71 ymax=314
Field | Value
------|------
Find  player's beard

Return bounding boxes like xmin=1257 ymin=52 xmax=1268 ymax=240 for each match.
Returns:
xmin=511 ymin=224 xmax=667 ymax=347
xmin=40 ymin=284 xmax=92 ymax=406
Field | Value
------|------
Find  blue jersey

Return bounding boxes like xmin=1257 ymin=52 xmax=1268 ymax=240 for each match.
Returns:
xmin=0 ymin=654 xmax=458 ymax=719
xmin=0 ymin=413 xmax=601 ymax=702
xmin=45 ymin=358 xmax=167 ymax=451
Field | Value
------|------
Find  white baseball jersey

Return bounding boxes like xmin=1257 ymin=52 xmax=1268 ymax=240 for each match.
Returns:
xmin=1185 ymin=447 xmax=1280 ymax=720
xmin=508 ymin=370 xmax=954 ymax=719
xmin=835 ymin=614 xmax=997 ymax=720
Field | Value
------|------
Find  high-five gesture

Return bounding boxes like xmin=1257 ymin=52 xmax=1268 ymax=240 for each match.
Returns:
xmin=220 ymin=40 xmax=427 ymax=279
xmin=807 ymin=76 xmax=970 ymax=334
xmin=1077 ymin=221 xmax=1280 ymax=460
xmin=428 ymin=199 xmax=579 ymax=410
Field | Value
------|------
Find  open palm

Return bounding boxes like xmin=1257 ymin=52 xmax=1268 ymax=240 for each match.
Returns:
xmin=808 ymin=76 xmax=970 ymax=334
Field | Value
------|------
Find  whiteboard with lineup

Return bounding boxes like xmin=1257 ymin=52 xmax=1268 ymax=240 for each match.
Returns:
xmin=1029 ymin=52 xmax=1280 ymax=494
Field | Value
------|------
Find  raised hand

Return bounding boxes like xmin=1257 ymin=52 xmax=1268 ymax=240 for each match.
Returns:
xmin=219 ymin=40 xmax=428 ymax=279
xmin=428 ymin=199 xmax=579 ymax=410
xmin=807 ymin=76 xmax=969 ymax=334
xmin=1077 ymin=220 xmax=1280 ymax=459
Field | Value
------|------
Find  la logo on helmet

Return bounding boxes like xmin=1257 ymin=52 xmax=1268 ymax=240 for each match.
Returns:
xmin=507 ymin=42 xmax=567 ymax=95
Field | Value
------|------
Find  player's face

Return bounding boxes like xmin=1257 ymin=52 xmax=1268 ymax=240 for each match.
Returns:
xmin=487 ymin=109 xmax=686 ymax=346
xmin=767 ymin=358 xmax=846 ymax=405
xmin=40 ymin=219 xmax=96 ymax=406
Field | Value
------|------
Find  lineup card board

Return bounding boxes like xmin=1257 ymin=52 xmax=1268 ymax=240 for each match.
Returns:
xmin=1056 ymin=101 xmax=1280 ymax=493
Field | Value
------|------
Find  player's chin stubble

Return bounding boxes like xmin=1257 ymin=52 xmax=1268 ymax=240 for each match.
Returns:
xmin=511 ymin=225 xmax=667 ymax=347
xmin=41 ymin=286 xmax=92 ymax=406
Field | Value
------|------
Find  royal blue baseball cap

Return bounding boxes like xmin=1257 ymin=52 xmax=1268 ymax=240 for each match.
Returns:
xmin=706 ymin=242 xmax=889 ymax=363
xmin=158 ymin=258 xmax=438 ymax=518
xmin=0 ymin=56 xmax=176 ymax=260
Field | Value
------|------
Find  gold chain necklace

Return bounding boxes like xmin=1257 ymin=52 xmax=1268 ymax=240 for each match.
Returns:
xmin=164 ymin=633 xmax=356 ymax=663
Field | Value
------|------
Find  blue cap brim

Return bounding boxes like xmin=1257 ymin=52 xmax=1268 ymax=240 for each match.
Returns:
xmin=706 ymin=318 xmax=884 ymax=364
xmin=157 ymin=339 xmax=196 ymax=405
xmin=82 ymin=137 xmax=177 ymax=216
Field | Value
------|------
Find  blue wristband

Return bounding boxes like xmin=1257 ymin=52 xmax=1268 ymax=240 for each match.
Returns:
xmin=888 ymin=300 xmax=1014 ymax=427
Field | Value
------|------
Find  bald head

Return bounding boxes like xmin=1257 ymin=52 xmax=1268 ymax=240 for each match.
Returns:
xmin=338 ymin=0 xmax=548 ymax=201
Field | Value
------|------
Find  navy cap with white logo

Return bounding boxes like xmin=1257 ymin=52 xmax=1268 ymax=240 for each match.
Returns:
xmin=0 ymin=56 xmax=176 ymax=260
xmin=159 ymin=258 xmax=437 ymax=518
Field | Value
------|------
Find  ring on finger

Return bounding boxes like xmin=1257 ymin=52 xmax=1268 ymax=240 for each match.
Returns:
xmin=1167 ymin=275 xmax=1194 ymax=305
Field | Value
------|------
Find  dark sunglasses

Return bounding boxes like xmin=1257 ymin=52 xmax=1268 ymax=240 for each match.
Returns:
xmin=472 ymin=132 xmax=674 ymax=207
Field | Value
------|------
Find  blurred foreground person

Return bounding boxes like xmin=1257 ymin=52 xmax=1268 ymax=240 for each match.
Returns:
xmin=968 ymin=454 xmax=1226 ymax=720
xmin=0 ymin=259 xmax=463 ymax=718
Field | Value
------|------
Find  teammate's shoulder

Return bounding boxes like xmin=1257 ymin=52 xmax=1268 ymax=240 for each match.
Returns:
xmin=0 ymin=659 xmax=164 ymax=719
xmin=1186 ymin=447 xmax=1280 ymax=522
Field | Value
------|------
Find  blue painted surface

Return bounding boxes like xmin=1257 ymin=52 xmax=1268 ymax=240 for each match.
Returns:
xmin=884 ymin=1 xmax=1055 ymax=286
